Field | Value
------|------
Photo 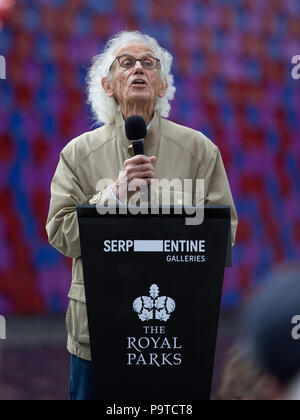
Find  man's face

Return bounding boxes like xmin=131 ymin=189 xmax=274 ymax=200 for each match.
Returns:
xmin=103 ymin=43 xmax=167 ymax=110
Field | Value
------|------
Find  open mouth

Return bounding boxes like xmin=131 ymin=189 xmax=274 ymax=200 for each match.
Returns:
xmin=131 ymin=79 xmax=147 ymax=86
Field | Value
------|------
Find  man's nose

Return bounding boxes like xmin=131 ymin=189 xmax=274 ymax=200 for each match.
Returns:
xmin=133 ymin=60 xmax=144 ymax=72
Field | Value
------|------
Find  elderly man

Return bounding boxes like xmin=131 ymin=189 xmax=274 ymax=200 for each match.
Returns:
xmin=46 ymin=31 xmax=238 ymax=400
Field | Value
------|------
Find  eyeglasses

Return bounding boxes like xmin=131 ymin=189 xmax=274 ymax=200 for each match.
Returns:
xmin=110 ymin=54 xmax=161 ymax=71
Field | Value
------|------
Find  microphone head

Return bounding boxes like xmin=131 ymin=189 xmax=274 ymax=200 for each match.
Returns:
xmin=125 ymin=115 xmax=147 ymax=141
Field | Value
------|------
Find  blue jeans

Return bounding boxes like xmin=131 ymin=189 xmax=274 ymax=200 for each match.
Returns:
xmin=69 ymin=355 xmax=95 ymax=400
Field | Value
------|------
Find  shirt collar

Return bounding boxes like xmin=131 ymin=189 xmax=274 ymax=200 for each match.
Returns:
xmin=114 ymin=107 xmax=161 ymax=150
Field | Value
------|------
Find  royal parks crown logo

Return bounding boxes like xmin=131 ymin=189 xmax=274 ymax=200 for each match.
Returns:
xmin=127 ymin=284 xmax=182 ymax=367
xmin=133 ymin=284 xmax=176 ymax=322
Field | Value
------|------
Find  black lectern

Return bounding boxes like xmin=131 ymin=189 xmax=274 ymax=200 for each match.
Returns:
xmin=77 ymin=205 xmax=231 ymax=401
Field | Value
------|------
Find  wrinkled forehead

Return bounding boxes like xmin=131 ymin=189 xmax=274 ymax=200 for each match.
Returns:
xmin=115 ymin=43 xmax=155 ymax=58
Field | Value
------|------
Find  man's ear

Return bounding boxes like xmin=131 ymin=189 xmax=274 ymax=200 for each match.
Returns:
xmin=158 ymin=80 xmax=168 ymax=99
xmin=101 ymin=77 xmax=114 ymax=97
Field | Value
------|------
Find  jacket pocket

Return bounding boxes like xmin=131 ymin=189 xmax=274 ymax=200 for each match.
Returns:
xmin=66 ymin=296 xmax=90 ymax=346
xmin=68 ymin=281 xmax=86 ymax=304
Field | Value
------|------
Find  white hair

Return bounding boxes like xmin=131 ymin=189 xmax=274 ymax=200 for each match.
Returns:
xmin=86 ymin=31 xmax=176 ymax=125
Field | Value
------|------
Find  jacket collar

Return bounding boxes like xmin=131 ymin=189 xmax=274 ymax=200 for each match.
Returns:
xmin=114 ymin=107 xmax=161 ymax=152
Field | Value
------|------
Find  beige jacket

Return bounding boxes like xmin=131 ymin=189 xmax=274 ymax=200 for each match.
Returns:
xmin=46 ymin=110 xmax=238 ymax=361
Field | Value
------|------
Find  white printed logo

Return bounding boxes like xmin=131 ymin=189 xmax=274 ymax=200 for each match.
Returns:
xmin=0 ymin=315 xmax=6 ymax=340
xmin=291 ymin=315 xmax=300 ymax=340
xmin=96 ymin=177 xmax=204 ymax=226
xmin=133 ymin=284 xmax=176 ymax=322
xmin=292 ymin=55 xmax=300 ymax=80
xmin=0 ymin=55 xmax=6 ymax=80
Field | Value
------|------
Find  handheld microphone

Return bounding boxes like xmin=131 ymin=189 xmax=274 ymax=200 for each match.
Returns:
xmin=125 ymin=115 xmax=147 ymax=155
xmin=125 ymin=115 xmax=150 ymax=205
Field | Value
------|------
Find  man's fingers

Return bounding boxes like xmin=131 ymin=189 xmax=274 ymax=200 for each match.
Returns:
xmin=124 ymin=154 xmax=153 ymax=167
xmin=127 ymin=170 xmax=154 ymax=182
xmin=119 ymin=155 xmax=156 ymax=197
xmin=126 ymin=163 xmax=154 ymax=174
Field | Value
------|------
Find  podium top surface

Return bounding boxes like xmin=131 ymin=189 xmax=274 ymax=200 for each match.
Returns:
xmin=77 ymin=205 xmax=231 ymax=219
